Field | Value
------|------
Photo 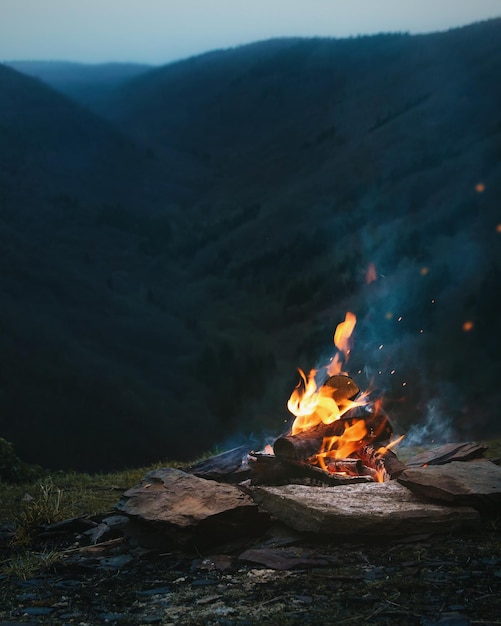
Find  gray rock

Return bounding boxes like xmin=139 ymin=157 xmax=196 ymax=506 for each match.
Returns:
xmin=398 ymin=460 xmax=501 ymax=507
xmin=252 ymin=480 xmax=479 ymax=535
xmin=116 ymin=468 xmax=257 ymax=528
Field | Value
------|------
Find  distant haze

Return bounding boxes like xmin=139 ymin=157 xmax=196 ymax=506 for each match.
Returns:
xmin=1 ymin=0 xmax=500 ymax=64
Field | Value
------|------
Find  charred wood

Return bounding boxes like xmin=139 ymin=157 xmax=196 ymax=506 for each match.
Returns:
xmin=248 ymin=453 xmax=372 ymax=486
xmin=356 ymin=445 xmax=407 ymax=479
xmin=321 ymin=458 xmax=363 ymax=474
xmin=273 ymin=412 xmax=392 ymax=461
xmin=322 ymin=375 xmax=360 ymax=404
xmin=380 ymin=448 xmax=407 ymax=478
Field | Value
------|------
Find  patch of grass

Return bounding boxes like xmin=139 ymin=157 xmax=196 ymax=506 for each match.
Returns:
xmin=11 ymin=478 xmax=67 ymax=546
xmin=1 ymin=548 xmax=64 ymax=579
xmin=0 ymin=459 xmax=181 ymax=528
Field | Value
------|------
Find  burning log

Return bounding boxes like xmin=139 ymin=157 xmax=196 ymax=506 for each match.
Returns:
xmin=355 ymin=445 xmax=407 ymax=480
xmin=378 ymin=448 xmax=407 ymax=478
xmin=248 ymin=453 xmax=372 ymax=486
xmin=273 ymin=411 xmax=393 ymax=461
xmin=322 ymin=374 xmax=360 ymax=403
xmin=321 ymin=458 xmax=364 ymax=474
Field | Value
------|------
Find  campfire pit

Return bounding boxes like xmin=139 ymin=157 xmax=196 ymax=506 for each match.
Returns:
xmin=116 ymin=312 xmax=501 ymax=543
xmin=250 ymin=313 xmax=407 ymax=487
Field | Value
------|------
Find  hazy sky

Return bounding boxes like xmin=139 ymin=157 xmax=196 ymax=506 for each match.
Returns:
xmin=1 ymin=0 xmax=500 ymax=65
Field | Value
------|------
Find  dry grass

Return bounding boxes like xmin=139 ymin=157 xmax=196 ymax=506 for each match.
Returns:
xmin=0 ymin=459 xmax=182 ymax=529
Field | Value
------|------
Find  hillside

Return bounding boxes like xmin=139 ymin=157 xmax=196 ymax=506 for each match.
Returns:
xmin=0 ymin=64 xmax=210 ymax=470
xmin=95 ymin=20 xmax=501 ymax=434
xmin=2 ymin=20 xmax=501 ymax=471
xmin=6 ymin=61 xmax=153 ymax=109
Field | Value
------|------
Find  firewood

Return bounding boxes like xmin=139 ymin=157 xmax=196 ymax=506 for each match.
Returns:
xmin=322 ymin=458 xmax=363 ymax=474
xmin=248 ymin=453 xmax=371 ymax=486
xmin=379 ymin=448 xmax=407 ymax=478
xmin=356 ymin=445 xmax=407 ymax=479
xmin=322 ymin=374 xmax=360 ymax=403
xmin=273 ymin=411 xmax=393 ymax=461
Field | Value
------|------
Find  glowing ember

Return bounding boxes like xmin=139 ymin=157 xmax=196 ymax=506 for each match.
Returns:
xmin=475 ymin=182 xmax=485 ymax=193
xmin=463 ymin=320 xmax=474 ymax=332
xmin=365 ymin=262 xmax=377 ymax=284
xmin=316 ymin=420 xmax=368 ymax=470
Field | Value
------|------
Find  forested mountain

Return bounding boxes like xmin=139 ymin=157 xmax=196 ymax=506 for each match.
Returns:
xmin=2 ymin=19 xmax=501 ymax=471
xmin=6 ymin=61 xmax=152 ymax=110
xmin=0 ymin=64 xmax=209 ymax=469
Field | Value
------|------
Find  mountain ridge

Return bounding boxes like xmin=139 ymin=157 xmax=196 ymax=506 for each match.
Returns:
xmin=1 ymin=20 xmax=500 ymax=471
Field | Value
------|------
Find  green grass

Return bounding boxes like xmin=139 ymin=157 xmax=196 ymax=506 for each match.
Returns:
xmin=0 ymin=461 xmax=182 ymax=530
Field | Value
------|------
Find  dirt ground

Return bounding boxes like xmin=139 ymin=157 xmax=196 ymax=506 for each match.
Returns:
xmin=1 ymin=514 xmax=500 ymax=626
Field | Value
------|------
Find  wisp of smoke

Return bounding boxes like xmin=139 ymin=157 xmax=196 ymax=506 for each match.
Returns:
xmin=402 ymin=399 xmax=457 ymax=447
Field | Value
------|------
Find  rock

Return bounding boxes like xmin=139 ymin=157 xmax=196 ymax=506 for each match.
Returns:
xmin=183 ymin=445 xmax=251 ymax=482
xmin=251 ymin=481 xmax=479 ymax=535
xmin=116 ymin=468 xmax=269 ymax=546
xmin=398 ymin=460 xmax=501 ymax=508
xmin=405 ymin=442 xmax=487 ymax=467
xmin=117 ymin=468 xmax=256 ymax=527
xmin=238 ymin=547 xmax=333 ymax=570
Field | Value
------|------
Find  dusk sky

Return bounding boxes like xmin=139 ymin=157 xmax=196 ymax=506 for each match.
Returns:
xmin=1 ymin=0 xmax=500 ymax=65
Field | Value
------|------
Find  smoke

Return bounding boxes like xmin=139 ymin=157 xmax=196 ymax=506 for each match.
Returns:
xmin=401 ymin=399 xmax=457 ymax=447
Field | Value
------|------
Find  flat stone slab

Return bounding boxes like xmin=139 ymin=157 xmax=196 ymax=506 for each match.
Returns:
xmin=405 ymin=442 xmax=487 ymax=467
xmin=116 ymin=468 xmax=257 ymax=528
xmin=398 ymin=460 xmax=501 ymax=507
xmin=252 ymin=481 xmax=479 ymax=535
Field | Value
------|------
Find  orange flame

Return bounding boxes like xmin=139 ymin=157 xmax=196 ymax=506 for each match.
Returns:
xmin=287 ymin=312 xmax=365 ymax=435
xmin=328 ymin=311 xmax=356 ymax=376
xmin=316 ymin=419 xmax=368 ymax=470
